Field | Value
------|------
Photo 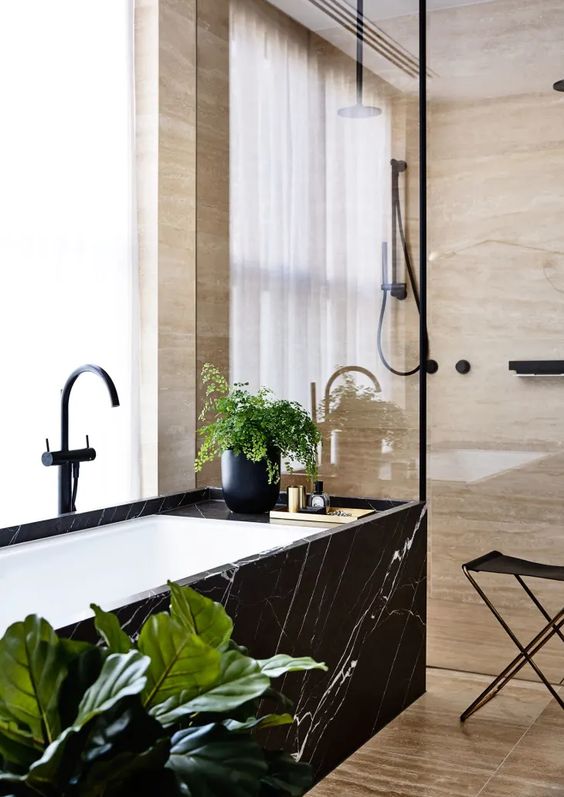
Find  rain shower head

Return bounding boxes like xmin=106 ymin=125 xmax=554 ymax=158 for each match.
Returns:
xmin=338 ymin=103 xmax=382 ymax=118
xmin=337 ymin=0 xmax=382 ymax=119
xmin=554 ymin=79 xmax=564 ymax=92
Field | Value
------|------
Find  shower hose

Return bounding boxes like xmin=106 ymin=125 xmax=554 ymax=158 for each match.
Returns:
xmin=376 ymin=169 xmax=429 ymax=377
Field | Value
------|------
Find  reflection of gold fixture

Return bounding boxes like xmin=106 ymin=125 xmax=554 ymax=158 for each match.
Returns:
xmin=310 ymin=365 xmax=381 ymax=424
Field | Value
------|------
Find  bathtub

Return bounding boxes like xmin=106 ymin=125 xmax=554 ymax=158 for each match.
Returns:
xmin=0 ymin=515 xmax=321 ymax=634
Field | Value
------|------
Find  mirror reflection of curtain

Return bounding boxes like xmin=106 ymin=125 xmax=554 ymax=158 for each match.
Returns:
xmin=0 ymin=1 xmax=139 ymax=525
xmin=230 ymin=0 xmax=390 ymax=412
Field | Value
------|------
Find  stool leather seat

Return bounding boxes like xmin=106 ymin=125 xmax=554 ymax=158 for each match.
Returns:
xmin=464 ymin=550 xmax=564 ymax=582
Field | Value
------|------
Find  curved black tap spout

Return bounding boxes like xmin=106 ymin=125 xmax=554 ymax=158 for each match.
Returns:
xmin=61 ymin=365 xmax=120 ymax=451
xmin=57 ymin=364 xmax=120 ymax=514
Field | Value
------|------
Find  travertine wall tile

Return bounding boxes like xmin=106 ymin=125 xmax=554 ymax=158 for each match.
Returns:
xmin=158 ymin=0 xmax=197 ymax=493
xmin=427 ymin=78 xmax=564 ymax=678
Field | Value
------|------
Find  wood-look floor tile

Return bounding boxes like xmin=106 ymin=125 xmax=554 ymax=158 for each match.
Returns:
xmin=479 ymin=689 xmax=564 ymax=797
xmin=309 ymin=669 xmax=552 ymax=797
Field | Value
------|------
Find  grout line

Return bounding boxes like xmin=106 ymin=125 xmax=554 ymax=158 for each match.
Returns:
xmin=427 ymin=664 xmax=561 ymax=689
xmin=474 ymin=684 xmax=562 ymax=797
xmin=474 ymin=722 xmax=533 ymax=797
xmin=477 ymin=682 xmax=562 ymax=796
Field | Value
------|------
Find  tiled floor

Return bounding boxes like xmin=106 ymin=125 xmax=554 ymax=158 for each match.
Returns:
xmin=309 ymin=668 xmax=564 ymax=796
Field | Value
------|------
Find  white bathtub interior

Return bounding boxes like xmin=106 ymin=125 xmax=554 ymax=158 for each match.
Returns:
xmin=0 ymin=515 xmax=324 ymax=635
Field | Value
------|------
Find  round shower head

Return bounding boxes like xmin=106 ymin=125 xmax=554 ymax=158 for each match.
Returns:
xmin=553 ymin=79 xmax=564 ymax=92
xmin=338 ymin=103 xmax=382 ymax=119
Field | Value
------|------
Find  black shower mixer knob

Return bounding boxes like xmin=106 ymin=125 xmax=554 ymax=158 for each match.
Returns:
xmin=456 ymin=360 xmax=471 ymax=374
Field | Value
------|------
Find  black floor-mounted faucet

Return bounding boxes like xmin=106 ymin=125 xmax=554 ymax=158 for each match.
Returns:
xmin=42 ymin=364 xmax=120 ymax=514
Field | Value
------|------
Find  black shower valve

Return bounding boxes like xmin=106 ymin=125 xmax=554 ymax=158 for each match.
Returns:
xmin=456 ymin=359 xmax=471 ymax=374
xmin=426 ymin=359 xmax=439 ymax=374
xmin=381 ymin=282 xmax=408 ymax=300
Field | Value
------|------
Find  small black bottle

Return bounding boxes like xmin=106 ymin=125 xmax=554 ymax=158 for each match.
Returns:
xmin=308 ymin=480 xmax=330 ymax=511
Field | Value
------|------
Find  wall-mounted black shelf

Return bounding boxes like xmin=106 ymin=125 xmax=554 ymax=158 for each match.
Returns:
xmin=509 ymin=360 xmax=564 ymax=376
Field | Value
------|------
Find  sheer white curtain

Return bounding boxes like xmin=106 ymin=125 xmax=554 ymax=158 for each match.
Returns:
xmin=0 ymin=1 xmax=139 ymax=525
xmin=230 ymin=0 xmax=390 ymax=411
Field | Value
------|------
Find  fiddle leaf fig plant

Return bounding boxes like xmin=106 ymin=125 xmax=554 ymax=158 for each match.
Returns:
xmin=195 ymin=364 xmax=321 ymax=484
xmin=0 ymin=582 xmax=327 ymax=796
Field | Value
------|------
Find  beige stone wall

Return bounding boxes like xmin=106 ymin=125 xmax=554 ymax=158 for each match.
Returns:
xmin=195 ymin=0 xmax=230 ymax=488
xmin=158 ymin=0 xmax=198 ymax=494
xmin=427 ymin=90 xmax=564 ymax=681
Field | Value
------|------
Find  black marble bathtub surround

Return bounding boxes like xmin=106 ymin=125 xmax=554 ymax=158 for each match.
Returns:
xmin=0 ymin=485 xmax=403 ymax=548
xmin=59 ymin=499 xmax=427 ymax=782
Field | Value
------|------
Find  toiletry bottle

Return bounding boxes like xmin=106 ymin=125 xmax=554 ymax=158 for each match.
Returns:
xmin=287 ymin=486 xmax=301 ymax=514
xmin=309 ymin=480 xmax=330 ymax=511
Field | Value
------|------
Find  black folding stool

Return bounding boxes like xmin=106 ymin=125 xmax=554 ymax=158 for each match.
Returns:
xmin=460 ymin=550 xmax=564 ymax=722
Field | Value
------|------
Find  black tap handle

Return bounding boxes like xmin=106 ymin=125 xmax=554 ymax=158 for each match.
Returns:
xmin=45 ymin=438 xmax=50 ymax=453
xmin=42 ymin=446 xmax=97 ymax=467
xmin=86 ymin=434 xmax=90 ymax=448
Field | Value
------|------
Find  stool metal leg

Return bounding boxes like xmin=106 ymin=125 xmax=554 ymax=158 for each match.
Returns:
xmin=514 ymin=574 xmax=564 ymax=646
xmin=460 ymin=609 xmax=564 ymax=721
xmin=461 ymin=566 xmax=564 ymax=721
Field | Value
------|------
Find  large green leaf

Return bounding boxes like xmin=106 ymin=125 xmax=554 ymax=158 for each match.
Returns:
xmin=168 ymin=581 xmax=233 ymax=649
xmin=90 ymin=604 xmax=132 ymax=654
xmin=0 ymin=710 xmax=39 ymax=772
xmin=260 ymin=751 xmax=313 ymax=797
xmin=26 ymin=696 xmax=168 ymax=796
xmin=223 ymin=714 xmax=293 ymax=733
xmin=180 ymin=652 xmax=270 ymax=715
xmin=167 ymin=723 xmax=267 ymax=797
xmin=24 ymin=726 xmax=80 ymax=794
xmin=257 ymin=655 xmax=327 ymax=679
xmin=259 ymin=688 xmax=294 ymax=713
xmin=150 ymin=651 xmax=270 ymax=728
xmin=70 ymin=698 xmax=170 ymax=796
xmin=18 ymin=653 xmax=150 ymax=794
xmin=138 ymin=613 xmax=220 ymax=714
xmin=0 ymin=616 xmax=69 ymax=745
xmin=76 ymin=650 xmax=149 ymax=728
xmin=57 ymin=647 xmax=106 ymax=730
xmin=58 ymin=637 xmax=94 ymax=658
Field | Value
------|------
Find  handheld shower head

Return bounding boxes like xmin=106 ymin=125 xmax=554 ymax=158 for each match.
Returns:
xmin=554 ymin=79 xmax=564 ymax=92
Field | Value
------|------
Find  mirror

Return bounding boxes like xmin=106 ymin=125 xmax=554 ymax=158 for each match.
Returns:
xmin=0 ymin=0 xmax=422 ymax=529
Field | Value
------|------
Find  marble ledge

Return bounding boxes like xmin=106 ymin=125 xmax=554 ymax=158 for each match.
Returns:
xmin=0 ymin=487 xmax=404 ymax=549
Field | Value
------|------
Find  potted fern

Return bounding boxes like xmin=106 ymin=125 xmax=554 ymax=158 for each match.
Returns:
xmin=195 ymin=364 xmax=321 ymax=513
xmin=0 ymin=581 xmax=326 ymax=795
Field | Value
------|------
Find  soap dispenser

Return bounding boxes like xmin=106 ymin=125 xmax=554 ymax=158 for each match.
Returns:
xmin=309 ymin=480 xmax=330 ymax=511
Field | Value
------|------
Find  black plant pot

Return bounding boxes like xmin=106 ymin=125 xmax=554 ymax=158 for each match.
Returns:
xmin=221 ymin=449 xmax=281 ymax=514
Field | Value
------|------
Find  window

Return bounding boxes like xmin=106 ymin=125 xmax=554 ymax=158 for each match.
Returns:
xmin=230 ymin=0 xmax=391 ymax=412
xmin=0 ymin=1 xmax=138 ymax=525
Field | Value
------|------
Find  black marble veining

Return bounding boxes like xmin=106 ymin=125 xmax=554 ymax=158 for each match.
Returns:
xmin=58 ymin=499 xmax=427 ymax=782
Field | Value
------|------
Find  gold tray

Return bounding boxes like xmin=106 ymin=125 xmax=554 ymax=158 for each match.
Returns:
xmin=269 ymin=506 xmax=376 ymax=525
